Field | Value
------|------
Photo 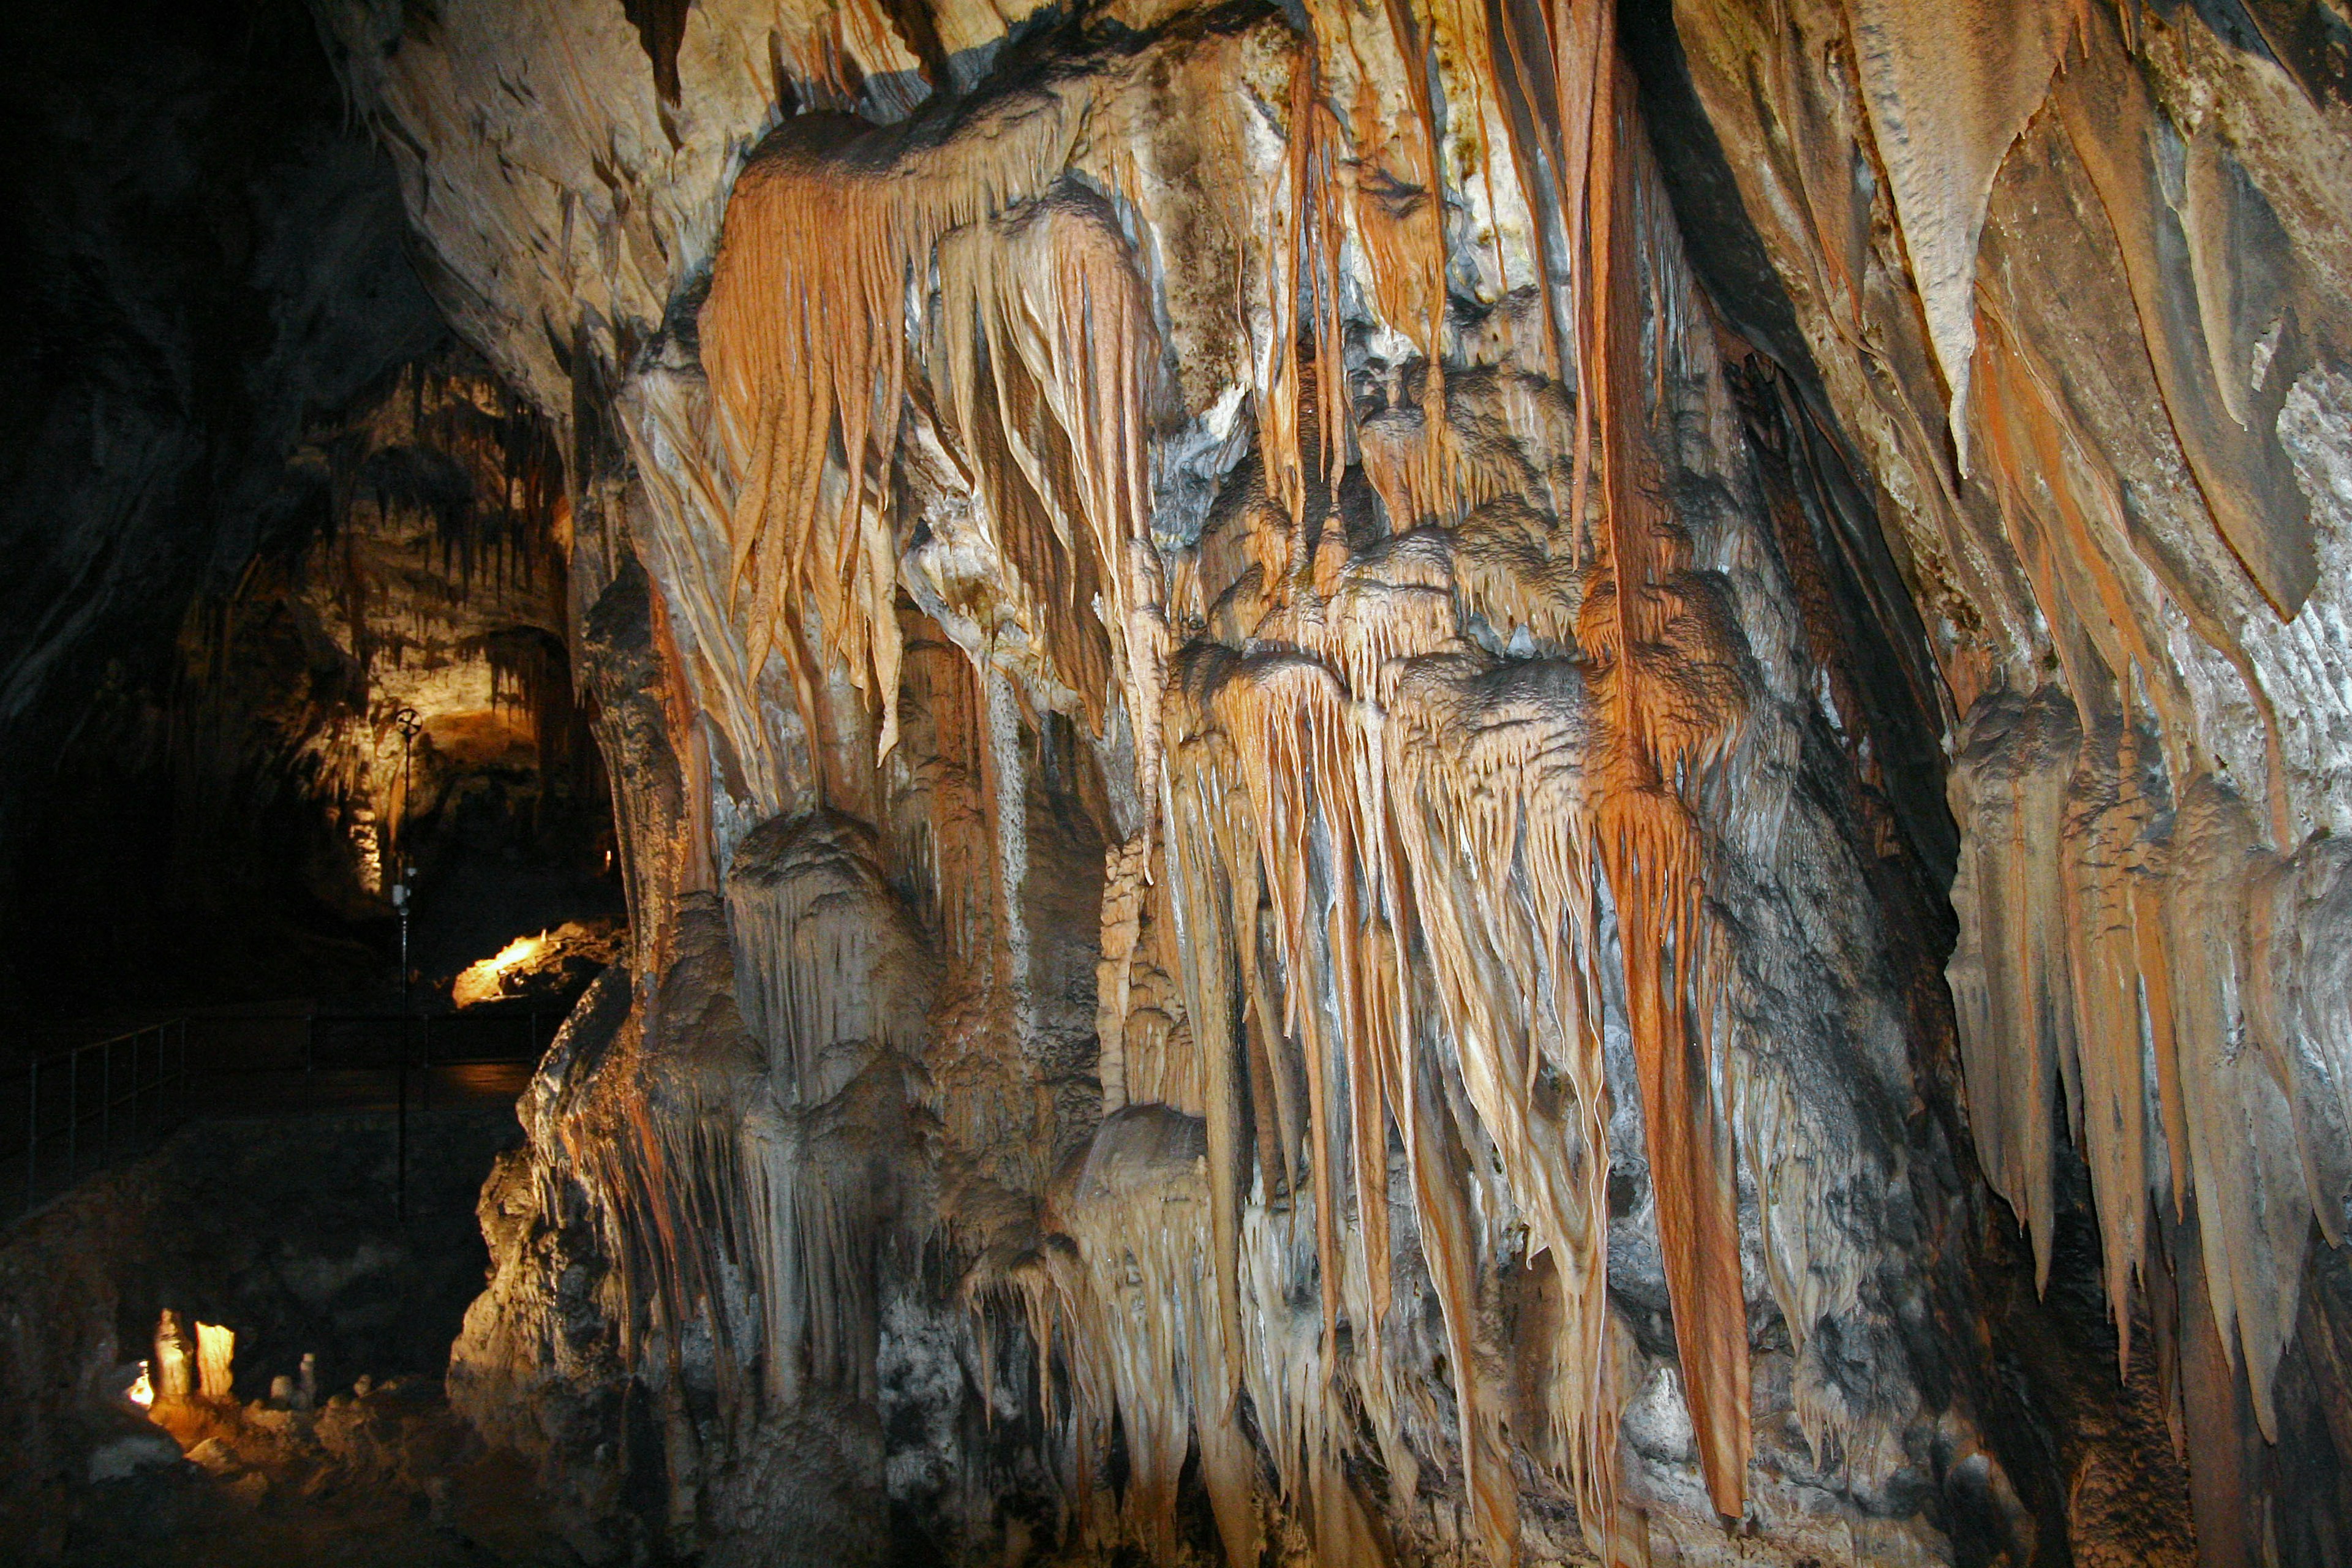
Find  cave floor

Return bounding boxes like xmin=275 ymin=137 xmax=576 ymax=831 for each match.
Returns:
xmin=189 ymin=1061 xmax=537 ymax=1117
xmin=53 ymin=1382 xmax=580 ymax=1567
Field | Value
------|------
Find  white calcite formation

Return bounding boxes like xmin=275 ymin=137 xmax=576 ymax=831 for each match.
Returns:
xmin=317 ymin=0 xmax=2352 ymax=1561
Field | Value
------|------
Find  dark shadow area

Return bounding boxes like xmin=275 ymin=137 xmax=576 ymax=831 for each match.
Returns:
xmin=0 ymin=1104 xmax=575 ymax=1564
xmin=0 ymin=1 xmax=620 ymax=1033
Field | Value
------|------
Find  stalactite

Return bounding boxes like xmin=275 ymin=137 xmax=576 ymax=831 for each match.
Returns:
xmin=547 ymin=862 xmax=933 ymax=1434
xmin=883 ymin=628 xmax=995 ymax=967
xmin=886 ymin=11 xmax=1759 ymax=1549
xmin=1575 ymin=45 xmax=1751 ymax=1519
xmin=1657 ymin=2 xmax=2352 ymax=1526
xmin=1943 ymin=307 xmax=2327 ymax=1431
xmin=621 ymin=364 xmax=798 ymax=815
xmin=1150 ymin=238 xmax=1753 ymax=1544
xmin=989 ymin=1107 xmax=1265 ymax=1567
xmin=698 ymin=94 xmax=1167 ymax=805
xmin=932 ymin=190 xmax=1173 ymax=834
xmin=698 ymin=100 xmax=1065 ymax=762
xmin=330 ymin=0 xmax=2352 ymax=1559
xmin=725 ymin=812 xmax=932 ymax=1101
xmin=1946 ymin=691 xmax=2077 ymax=1295
xmin=1839 ymin=0 xmax=2086 ymax=458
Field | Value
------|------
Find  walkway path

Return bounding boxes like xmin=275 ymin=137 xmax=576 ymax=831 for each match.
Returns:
xmin=190 ymin=1062 xmax=535 ymax=1118
xmin=5 ymin=1003 xmax=557 ymax=1229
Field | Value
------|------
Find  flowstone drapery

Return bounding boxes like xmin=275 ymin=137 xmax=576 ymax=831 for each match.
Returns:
xmin=318 ymin=0 xmax=2352 ymax=1560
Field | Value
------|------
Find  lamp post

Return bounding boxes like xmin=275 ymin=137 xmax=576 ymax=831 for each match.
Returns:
xmin=391 ymin=869 xmax=415 ymax=1022
xmin=392 ymin=706 xmax=421 ymax=1012
xmin=391 ymin=705 xmax=420 ymax=1223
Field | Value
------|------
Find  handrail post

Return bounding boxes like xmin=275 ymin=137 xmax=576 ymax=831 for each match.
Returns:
xmin=396 ymin=1046 xmax=409 ymax=1223
xmin=102 ymin=1034 xmax=116 ymax=1158
xmin=25 ymin=1058 xmax=38 ymax=1213
xmin=9 ymin=1016 xmax=197 ymax=1218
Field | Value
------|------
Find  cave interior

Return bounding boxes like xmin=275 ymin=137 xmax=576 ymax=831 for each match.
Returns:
xmin=8 ymin=0 xmax=2352 ymax=1564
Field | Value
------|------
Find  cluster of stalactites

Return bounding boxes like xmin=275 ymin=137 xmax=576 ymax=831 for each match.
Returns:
xmin=725 ymin=810 xmax=933 ymax=1100
xmin=1948 ymin=692 xmax=2320 ymax=1443
xmin=1158 ymin=643 xmax=1619 ymax=1559
xmin=537 ymin=850 xmax=936 ymax=1427
xmin=972 ymin=1106 xmax=1270 ymax=1567
xmin=696 ymin=94 xmax=1168 ymax=811
xmin=1945 ymin=139 xmax=2334 ymax=1444
xmin=1679 ymin=29 xmax=2349 ymax=1449
xmin=1068 ymin=9 xmax=1758 ymax=1552
xmin=682 ymin=0 xmax=1770 ymax=1550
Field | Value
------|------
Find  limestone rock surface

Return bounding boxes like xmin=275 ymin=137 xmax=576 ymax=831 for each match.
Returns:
xmin=304 ymin=0 xmax=2352 ymax=1561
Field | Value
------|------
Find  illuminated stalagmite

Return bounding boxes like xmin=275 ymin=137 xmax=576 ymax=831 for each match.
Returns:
xmin=318 ymin=0 xmax=2352 ymax=1561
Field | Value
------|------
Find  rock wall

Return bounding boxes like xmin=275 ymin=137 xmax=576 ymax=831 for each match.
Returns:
xmin=1664 ymin=1 xmax=2352 ymax=1556
xmin=6 ymin=343 xmax=615 ymax=1007
xmin=284 ymin=352 xmax=579 ymax=895
xmin=0 ymin=1 xmax=447 ymax=1011
xmin=312 ymin=0 xmax=2352 ymax=1562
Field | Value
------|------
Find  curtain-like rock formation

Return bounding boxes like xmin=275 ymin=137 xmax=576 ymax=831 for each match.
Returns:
xmin=315 ymin=0 xmax=2352 ymax=1561
xmin=1666 ymin=1 xmax=2352 ymax=1555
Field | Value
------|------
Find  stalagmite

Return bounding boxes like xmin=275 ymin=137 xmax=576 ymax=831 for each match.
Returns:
xmin=153 ymin=1311 xmax=195 ymax=1403
xmin=195 ymin=1323 xmax=236 ymax=1403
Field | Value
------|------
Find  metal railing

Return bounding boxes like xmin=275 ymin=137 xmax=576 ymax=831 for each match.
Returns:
xmin=184 ymin=1006 xmax=557 ymax=1080
xmin=184 ymin=1005 xmax=558 ymax=1221
xmin=4 ymin=1019 xmax=190 ymax=1223
xmin=2 ymin=999 xmax=565 ymax=1228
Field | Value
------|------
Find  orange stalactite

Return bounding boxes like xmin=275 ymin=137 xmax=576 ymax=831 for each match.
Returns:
xmin=1131 ymin=8 xmax=1757 ymax=1548
xmin=1945 ymin=297 xmax=2325 ymax=1423
xmin=662 ymin=7 xmax=1762 ymax=1553
xmin=699 ymin=100 xmax=1170 ymax=835
xmin=1571 ymin=31 xmax=1751 ymax=1520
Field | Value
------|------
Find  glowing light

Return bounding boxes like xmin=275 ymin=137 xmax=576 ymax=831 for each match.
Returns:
xmin=126 ymin=1360 xmax=153 ymax=1409
xmin=196 ymin=1322 xmax=235 ymax=1401
xmin=453 ymin=931 xmax=556 ymax=1009
xmin=352 ymin=814 xmax=383 ymax=895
